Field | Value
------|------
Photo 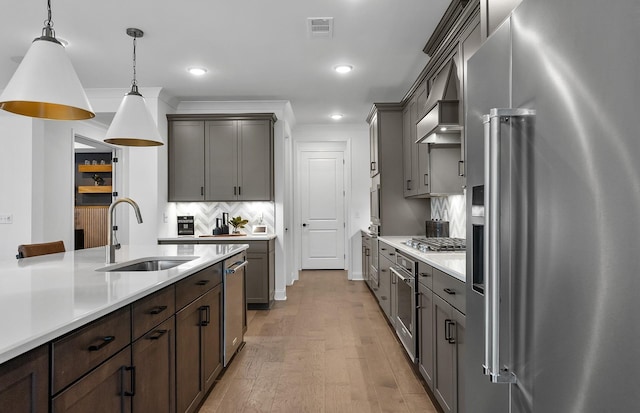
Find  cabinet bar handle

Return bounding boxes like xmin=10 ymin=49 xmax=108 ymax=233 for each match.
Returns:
xmin=147 ymin=329 xmax=168 ymax=340
xmin=443 ymin=288 xmax=456 ymax=295
xmin=445 ymin=320 xmax=456 ymax=344
xmin=424 ymin=174 xmax=429 ymax=186
xmin=407 ymin=180 xmax=412 ymax=190
xmin=234 ymin=186 xmax=237 ymax=196
xmin=88 ymin=335 xmax=115 ymax=351
xmin=149 ymin=305 xmax=167 ymax=315
xmin=370 ymin=161 xmax=376 ymax=171
xmin=201 ymin=186 xmax=204 ymax=196
xmin=199 ymin=306 xmax=210 ymax=326
xmin=238 ymin=186 xmax=242 ymax=196
xmin=196 ymin=279 xmax=210 ymax=286
xmin=120 ymin=366 xmax=136 ymax=398
xmin=458 ymin=160 xmax=464 ymax=177
xmin=420 ymin=272 xmax=430 ymax=277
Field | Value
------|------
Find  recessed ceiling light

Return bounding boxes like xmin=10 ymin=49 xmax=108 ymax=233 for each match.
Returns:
xmin=334 ymin=65 xmax=353 ymax=74
xmin=331 ymin=114 xmax=344 ymax=120
xmin=187 ymin=67 xmax=207 ymax=76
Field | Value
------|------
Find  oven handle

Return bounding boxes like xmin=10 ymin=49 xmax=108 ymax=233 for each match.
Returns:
xmin=390 ymin=267 xmax=411 ymax=284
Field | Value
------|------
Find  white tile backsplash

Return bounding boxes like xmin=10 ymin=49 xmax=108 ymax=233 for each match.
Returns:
xmin=174 ymin=202 xmax=274 ymax=235
xmin=431 ymin=192 xmax=466 ymax=238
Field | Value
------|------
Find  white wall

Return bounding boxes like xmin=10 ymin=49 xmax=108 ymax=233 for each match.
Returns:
xmin=292 ymin=123 xmax=370 ymax=280
xmin=0 ymin=114 xmax=34 ymax=258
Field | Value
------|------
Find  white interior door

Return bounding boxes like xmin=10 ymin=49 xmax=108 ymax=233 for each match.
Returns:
xmin=300 ymin=150 xmax=345 ymax=269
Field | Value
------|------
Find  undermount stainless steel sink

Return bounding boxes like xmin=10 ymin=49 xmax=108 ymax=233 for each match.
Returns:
xmin=96 ymin=257 xmax=198 ymax=272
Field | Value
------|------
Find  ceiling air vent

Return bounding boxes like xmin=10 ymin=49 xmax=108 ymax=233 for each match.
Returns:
xmin=307 ymin=17 xmax=334 ymax=38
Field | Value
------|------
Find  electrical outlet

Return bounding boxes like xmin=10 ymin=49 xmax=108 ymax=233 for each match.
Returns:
xmin=0 ymin=214 xmax=13 ymax=224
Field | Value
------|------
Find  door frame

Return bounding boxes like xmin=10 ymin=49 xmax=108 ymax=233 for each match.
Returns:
xmin=293 ymin=141 xmax=351 ymax=281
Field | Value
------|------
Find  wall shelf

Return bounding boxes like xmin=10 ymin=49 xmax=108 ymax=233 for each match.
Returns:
xmin=78 ymin=164 xmax=112 ymax=173
xmin=78 ymin=186 xmax=112 ymax=194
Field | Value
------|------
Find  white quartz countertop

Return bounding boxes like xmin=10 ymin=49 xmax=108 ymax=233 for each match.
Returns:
xmin=158 ymin=233 xmax=276 ymax=242
xmin=0 ymin=243 xmax=248 ymax=364
xmin=378 ymin=236 xmax=466 ymax=282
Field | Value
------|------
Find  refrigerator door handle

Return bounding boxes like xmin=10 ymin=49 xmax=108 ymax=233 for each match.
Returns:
xmin=483 ymin=108 xmax=534 ymax=385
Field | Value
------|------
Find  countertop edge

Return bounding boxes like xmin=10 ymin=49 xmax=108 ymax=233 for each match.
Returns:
xmin=378 ymin=236 xmax=466 ymax=282
xmin=0 ymin=244 xmax=249 ymax=365
xmin=158 ymin=234 xmax=277 ymax=241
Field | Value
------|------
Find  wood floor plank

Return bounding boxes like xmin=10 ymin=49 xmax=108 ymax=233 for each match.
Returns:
xmin=200 ymin=270 xmax=437 ymax=413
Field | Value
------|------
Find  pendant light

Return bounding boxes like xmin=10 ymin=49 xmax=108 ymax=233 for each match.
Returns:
xmin=0 ymin=0 xmax=95 ymax=120
xmin=104 ymin=28 xmax=163 ymax=147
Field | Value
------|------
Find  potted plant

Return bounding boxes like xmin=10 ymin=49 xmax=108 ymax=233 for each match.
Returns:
xmin=229 ymin=216 xmax=249 ymax=234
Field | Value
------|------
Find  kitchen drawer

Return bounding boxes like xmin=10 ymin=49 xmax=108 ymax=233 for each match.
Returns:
xmin=379 ymin=241 xmax=397 ymax=262
xmin=417 ymin=259 xmax=433 ymax=290
xmin=51 ymin=306 xmax=131 ymax=394
xmin=176 ymin=263 xmax=223 ymax=310
xmin=132 ymin=286 xmax=176 ymax=340
xmin=433 ymin=268 xmax=465 ymax=314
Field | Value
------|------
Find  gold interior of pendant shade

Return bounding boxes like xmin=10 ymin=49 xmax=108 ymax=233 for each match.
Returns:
xmin=103 ymin=137 xmax=163 ymax=147
xmin=0 ymin=100 xmax=95 ymax=120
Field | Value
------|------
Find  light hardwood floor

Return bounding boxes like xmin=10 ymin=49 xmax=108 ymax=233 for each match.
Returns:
xmin=199 ymin=270 xmax=438 ymax=413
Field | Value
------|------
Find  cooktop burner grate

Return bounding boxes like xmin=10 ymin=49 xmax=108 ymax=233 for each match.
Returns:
xmin=406 ymin=237 xmax=466 ymax=252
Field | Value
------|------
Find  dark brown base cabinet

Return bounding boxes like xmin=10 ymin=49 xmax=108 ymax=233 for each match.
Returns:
xmin=176 ymin=285 xmax=223 ymax=413
xmin=52 ymin=347 xmax=133 ymax=413
xmin=132 ymin=317 xmax=176 ymax=413
xmin=0 ymin=261 xmax=229 ymax=413
xmin=159 ymin=239 xmax=275 ymax=310
xmin=0 ymin=344 xmax=48 ymax=413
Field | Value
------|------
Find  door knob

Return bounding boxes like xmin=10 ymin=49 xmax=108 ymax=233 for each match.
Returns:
xmin=303 ymin=223 xmax=307 ymax=227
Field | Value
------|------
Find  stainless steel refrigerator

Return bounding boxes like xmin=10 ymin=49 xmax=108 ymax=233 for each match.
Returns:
xmin=465 ymin=0 xmax=640 ymax=412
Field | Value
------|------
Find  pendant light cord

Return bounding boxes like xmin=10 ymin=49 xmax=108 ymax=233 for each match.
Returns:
xmin=42 ymin=0 xmax=56 ymax=38
xmin=132 ymin=36 xmax=138 ymax=89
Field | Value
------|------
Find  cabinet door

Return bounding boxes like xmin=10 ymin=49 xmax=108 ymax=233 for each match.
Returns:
xmin=202 ymin=285 xmax=223 ymax=391
xmin=175 ymin=287 xmax=222 ymax=413
xmin=416 ymin=79 xmax=429 ymax=120
xmin=238 ymin=120 xmax=272 ymax=201
xmin=433 ymin=294 xmax=455 ymax=413
xmin=206 ymin=120 xmax=238 ymax=201
xmin=418 ymin=283 xmax=434 ymax=390
xmin=415 ymin=100 xmax=431 ymax=196
xmin=169 ymin=121 xmax=205 ymax=201
xmin=246 ymin=252 xmax=268 ymax=305
xmin=459 ymin=20 xmax=482 ymax=185
xmin=132 ymin=317 xmax=176 ymax=413
xmin=429 ymin=145 xmax=463 ymax=195
xmin=402 ymin=101 xmax=417 ymax=197
xmin=52 ymin=347 xmax=132 ymax=413
xmin=369 ymin=113 xmax=379 ymax=177
xmin=0 ymin=345 xmax=48 ymax=413
xmin=378 ymin=256 xmax=392 ymax=320
xmin=175 ymin=295 xmax=206 ymax=413
xmin=452 ymin=308 xmax=466 ymax=413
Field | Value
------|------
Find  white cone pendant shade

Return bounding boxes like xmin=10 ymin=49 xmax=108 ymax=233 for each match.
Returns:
xmin=0 ymin=37 xmax=95 ymax=120
xmin=104 ymin=28 xmax=163 ymax=147
xmin=104 ymin=88 xmax=163 ymax=146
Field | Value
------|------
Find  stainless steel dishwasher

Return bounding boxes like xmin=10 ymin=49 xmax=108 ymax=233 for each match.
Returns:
xmin=223 ymin=252 xmax=248 ymax=366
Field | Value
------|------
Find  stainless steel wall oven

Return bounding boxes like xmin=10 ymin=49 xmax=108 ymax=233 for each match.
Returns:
xmin=391 ymin=251 xmax=417 ymax=361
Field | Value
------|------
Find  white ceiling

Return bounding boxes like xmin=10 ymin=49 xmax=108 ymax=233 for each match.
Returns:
xmin=0 ymin=0 xmax=450 ymax=125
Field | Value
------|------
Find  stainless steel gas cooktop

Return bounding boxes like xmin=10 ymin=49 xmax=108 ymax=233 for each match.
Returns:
xmin=404 ymin=237 xmax=466 ymax=252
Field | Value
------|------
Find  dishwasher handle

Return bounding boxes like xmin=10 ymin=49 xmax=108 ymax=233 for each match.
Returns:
xmin=225 ymin=260 xmax=248 ymax=274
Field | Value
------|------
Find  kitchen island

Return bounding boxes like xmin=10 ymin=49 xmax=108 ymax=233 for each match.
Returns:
xmin=159 ymin=234 xmax=276 ymax=309
xmin=0 ymin=243 xmax=248 ymax=413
